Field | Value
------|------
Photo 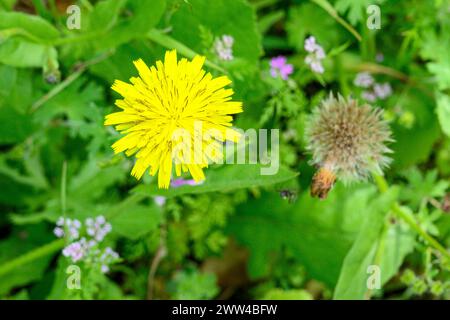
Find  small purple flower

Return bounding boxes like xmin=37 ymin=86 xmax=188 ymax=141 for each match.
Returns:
xmin=270 ymin=56 xmax=294 ymax=80
xmin=62 ymin=241 xmax=85 ymax=263
xmin=354 ymin=72 xmax=374 ymax=88
xmin=171 ymin=178 xmax=204 ymax=188
xmin=304 ymin=36 xmax=326 ymax=74
xmin=54 ymin=217 xmax=81 ymax=240
xmin=305 ymin=57 xmax=324 ymax=74
xmin=101 ymin=265 xmax=110 ymax=273
xmin=154 ymin=196 xmax=166 ymax=206
xmin=373 ymin=83 xmax=392 ymax=99
xmin=54 ymin=227 xmax=64 ymax=238
xmin=362 ymin=91 xmax=377 ymax=102
xmin=99 ymin=247 xmax=120 ymax=273
xmin=85 ymin=215 xmax=112 ymax=242
xmin=56 ymin=217 xmax=64 ymax=227
xmin=222 ymin=35 xmax=234 ymax=48
xmin=304 ymin=36 xmax=318 ymax=52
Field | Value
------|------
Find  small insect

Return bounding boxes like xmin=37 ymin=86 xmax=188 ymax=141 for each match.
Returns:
xmin=279 ymin=189 xmax=298 ymax=203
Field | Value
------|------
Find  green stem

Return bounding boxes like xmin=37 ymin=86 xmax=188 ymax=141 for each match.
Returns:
xmin=311 ymin=0 xmax=362 ymax=42
xmin=372 ymin=173 xmax=450 ymax=260
xmin=391 ymin=203 xmax=450 ymax=259
xmin=147 ymin=29 xmax=226 ymax=73
xmin=31 ymin=68 xmax=84 ymax=112
xmin=0 ymin=239 xmax=65 ymax=278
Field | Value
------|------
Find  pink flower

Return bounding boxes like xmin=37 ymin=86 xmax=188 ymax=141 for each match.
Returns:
xmin=304 ymin=36 xmax=326 ymax=74
xmin=270 ymin=56 xmax=294 ymax=80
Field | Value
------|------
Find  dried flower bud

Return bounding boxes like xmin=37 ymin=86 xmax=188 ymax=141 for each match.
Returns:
xmin=305 ymin=93 xmax=393 ymax=199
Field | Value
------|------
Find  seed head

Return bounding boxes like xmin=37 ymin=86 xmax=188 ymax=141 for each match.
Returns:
xmin=305 ymin=94 xmax=393 ymax=198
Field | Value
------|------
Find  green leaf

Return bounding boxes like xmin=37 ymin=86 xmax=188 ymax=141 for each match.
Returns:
xmin=132 ymin=164 xmax=299 ymax=198
xmin=0 ymin=0 xmax=17 ymax=10
xmin=227 ymin=184 xmax=376 ymax=286
xmin=0 ymin=106 xmax=34 ymax=144
xmin=262 ymin=288 xmax=313 ymax=300
xmin=0 ymin=39 xmax=58 ymax=68
xmin=169 ymin=0 xmax=262 ymax=64
xmin=0 ymin=11 xmax=59 ymax=42
xmin=88 ymin=0 xmax=127 ymax=32
xmin=111 ymin=203 xmax=162 ymax=240
xmin=169 ymin=268 xmax=219 ymax=300
xmin=333 ymin=187 xmax=399 ymax=299
xmin=391 ymin=91 xmax=441 ymax=169
xmin=400 ymin=168 xmax=449 ymax=209
xmin=0 ymin=226 xmax=55 ymax=295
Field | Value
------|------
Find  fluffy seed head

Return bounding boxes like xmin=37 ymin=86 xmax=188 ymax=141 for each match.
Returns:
xmin=305 ymin=94 xmax=393 ymax=183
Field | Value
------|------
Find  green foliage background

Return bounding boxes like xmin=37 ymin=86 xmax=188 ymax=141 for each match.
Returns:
xmin=0 ymin=0 xmax=449 ymax=300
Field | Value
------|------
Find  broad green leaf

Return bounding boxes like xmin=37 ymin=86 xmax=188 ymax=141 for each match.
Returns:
xmin=132 ymin=164 xmax=299 ymax=198
xmin=262 ymin=288 xmax=313 ymax=300
xmin=334 ymin=0 xmax=385 ymax=25
xmin=286 ymin=3 xmax=344 ymax=51
xmin=0 ymin=11 xmax=59 ymax=41
xmin=88 ymin=0 xmax=127 ymax=32
xmin=169 ymin=0 xmax=262 ymax=65
xmin=111 ymin=204 xmax=162 ymax=240
xmin=0 ymin=0 xmax=16 ymax=10
xmin=227 ymin=183 xmax=376 ymax=286
xmin=62 ymin=0 xmax=166 ymax=57
xmin=391 ymin=91 xmax=441 ymax=169
xmin=333 ymin=187 xmax=399 ymax=299
xmin=0 ymin=226 xmax=54 ymax=295
xmin=90 ymin=42 xmax=164 ymax=83
xmin=0 ymin=38 xmax=57 ymax=68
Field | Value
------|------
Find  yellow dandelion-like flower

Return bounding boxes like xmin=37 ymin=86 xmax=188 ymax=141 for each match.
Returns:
xmin=104 ymin=50 xmax=243 ymax=188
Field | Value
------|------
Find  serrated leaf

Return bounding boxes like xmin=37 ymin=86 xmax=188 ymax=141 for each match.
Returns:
xmin=0 ymin=106 xmax=34 ymax=144
xmin=169 ymin=0 xmax=262 ymax=64
xmin=111 ymin=204 xmax=162 ymax=240
xmin=0 ymin=11 xmax=59 ymax=41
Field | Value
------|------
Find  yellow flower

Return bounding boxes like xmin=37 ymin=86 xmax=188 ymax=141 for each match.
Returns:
xmin=104 ymin=50 xmax=243 ymax=188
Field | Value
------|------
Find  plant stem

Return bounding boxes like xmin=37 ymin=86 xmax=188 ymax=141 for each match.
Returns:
xmin=372 ymin=173 xmax=450 ymax=260
xmin=311 ymin=0 xmax=362 ymax=42
xmin=391 ymin=203 xmax=450 ymax=259
xmin=31 ymin=51 xmax=113 ymax=112
xmin=31 ymin=68 xmax=84 ymax=112
xmin=147 ymin=29 xmax=226 ymax=73
xmin=0 ymin=239 xmax=65 ymax=278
